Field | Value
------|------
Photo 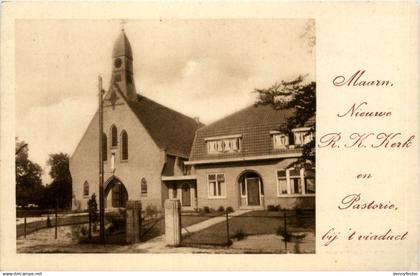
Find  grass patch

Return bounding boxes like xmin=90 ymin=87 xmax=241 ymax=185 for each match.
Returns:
xmin=181 ymin=210 xmax=315 ymax=247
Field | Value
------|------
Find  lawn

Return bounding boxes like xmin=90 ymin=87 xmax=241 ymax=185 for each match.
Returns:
xmin=181 ymin=210 xmax=315 ymax=249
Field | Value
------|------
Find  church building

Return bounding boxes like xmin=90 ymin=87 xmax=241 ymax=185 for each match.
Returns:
xmin=70 ymin=29 xmax=315 ymax=211
xmin=70 ymin=29 xmax=203 ymax=211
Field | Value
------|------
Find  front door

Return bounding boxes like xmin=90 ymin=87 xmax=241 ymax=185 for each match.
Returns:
xmin=246 ymin=177 xmax=260 ymax=206
xmin=181 ymin=184 xmax=191 ymax=207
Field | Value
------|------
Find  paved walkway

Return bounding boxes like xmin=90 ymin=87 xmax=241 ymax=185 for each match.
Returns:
xmin=131 ymin=209 xmax=251 ymax=252
xmin=181 ymin=209 xmax=250 ymax=235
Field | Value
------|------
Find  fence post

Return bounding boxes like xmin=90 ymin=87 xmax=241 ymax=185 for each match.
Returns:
xmin=55 ymin=202 xmax=58 ymax=239
xmin=24 ymin=214 xmax=27 ymax=239
xmin=283 ymin=210 xmax=287 ymax=252
xmin=226 ymin=210 xmax=230 ymax=245
xmin=164 ymin=199 xmax=181 ymax=246
xmin=126 ymin=200 xmax=142 ymax=244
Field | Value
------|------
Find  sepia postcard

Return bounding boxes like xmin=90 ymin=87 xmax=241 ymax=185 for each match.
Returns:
xmin=0 ymin=0 xmax=419 ymax=271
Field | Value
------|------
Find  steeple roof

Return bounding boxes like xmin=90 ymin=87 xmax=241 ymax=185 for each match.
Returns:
xmin=112 ymin=30 xmax=133 ymax=59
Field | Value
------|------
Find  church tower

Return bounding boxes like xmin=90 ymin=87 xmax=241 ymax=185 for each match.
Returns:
xmin=110 ymin=29 xmax=137 ymax=101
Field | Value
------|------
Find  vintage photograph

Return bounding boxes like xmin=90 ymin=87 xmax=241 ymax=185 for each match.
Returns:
xmin=15 ymin=19 xmax=316 ymax=253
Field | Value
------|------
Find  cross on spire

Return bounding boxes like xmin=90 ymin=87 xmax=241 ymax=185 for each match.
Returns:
xmin=120 ymin=19 xmax=126 ymax=32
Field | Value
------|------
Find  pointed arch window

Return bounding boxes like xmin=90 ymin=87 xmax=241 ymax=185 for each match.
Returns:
xmin=102 ymin=133 xmax=107 ymax=161
xmin=111 ymin=125 xmax=118 ymax=147
xmin=121 ymin=130 xmax=128 ymax=160
xmin=83 ymin=181 xmax=89 ymax=198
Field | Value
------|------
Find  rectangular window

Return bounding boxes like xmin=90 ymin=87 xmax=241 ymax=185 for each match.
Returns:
xmin=293 ymin=130 xmax=313 ymax=146
xmin=273 ymin=134 xmax=289 ymax=149
xmin=277 ymin=171 xmax=288 ymax=195
xmin=208 ymin=173 xmax=225 ymax=198
xmin=289 ymin=169 xmax=302 ymax=194
xmin=206 ymin=136 xmax=241 ymax=154
xmin=277 ymin=168 xmax=315 ymax=196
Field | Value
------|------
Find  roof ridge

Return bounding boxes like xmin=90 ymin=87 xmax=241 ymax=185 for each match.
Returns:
xmin=198 ymin=104 xmax=257 ymax=131
xmin=134 ymin=94 xmax=203 ymax=125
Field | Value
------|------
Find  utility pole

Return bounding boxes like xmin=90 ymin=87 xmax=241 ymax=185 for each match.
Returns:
xmin=98 ymin=76 xmax=105 ymax=243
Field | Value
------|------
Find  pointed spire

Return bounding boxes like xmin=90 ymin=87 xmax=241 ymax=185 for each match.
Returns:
xmin=112 ymin=22 xmax=132 ymax=59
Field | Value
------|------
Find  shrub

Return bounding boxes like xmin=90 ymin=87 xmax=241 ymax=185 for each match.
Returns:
xmin=267 ymin=205 xmax=280 ymax=211
xmin=233 ymin=229 xmax=246 ymax=241
xmin=87 ymin=194 xmax=98 ymax=225
xmin=226 ymin=206 xmax=234 ymax=213
xmin=217 ymin=206 xmax=225 ymax=212
xmin=295 ymin=208 xmax=303 ymax=216
xmin=203 ymin=206 xmax=210 ymax=213
xmin=209 ymin=208 xmax=216 ymax=213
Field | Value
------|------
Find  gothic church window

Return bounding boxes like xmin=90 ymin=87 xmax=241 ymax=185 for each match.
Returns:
xmin=83 ymin=181 xmax=89 ymax=197
xmin=111 ymin=125 xmax=118 ymax=147
xmin=121 ymin=130 xmax=128 ymax=160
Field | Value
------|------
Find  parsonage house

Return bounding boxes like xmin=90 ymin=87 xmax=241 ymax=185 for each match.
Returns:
xmin=70 ymin=30 xmax=315 ymax=212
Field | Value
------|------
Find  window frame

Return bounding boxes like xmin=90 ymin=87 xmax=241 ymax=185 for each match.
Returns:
xmin=110 ymin=125 xmax=118 ymax=148
xmin=271 ymin=131 xmax=289 ymax=149
xmin=276 ymin=170 xmax=288 ymax=196
xmin=207 ymin=173 xmax=226 ymax=199
xmin=276 ymin=168 xmax=315 ymax=197
xmin=83 ymin=181 xmax=89 ymax=198
xmin=120 ymin=130 xmax=128 ymax=161
xmin=291 ymin=127 xmax=314 ymax=146
xmin=205 ymin=134 xmax=242 ymax=155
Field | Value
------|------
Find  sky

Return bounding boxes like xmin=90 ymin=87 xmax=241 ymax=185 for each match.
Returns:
xmin=15 ymin=19 xmax=315 ymax=184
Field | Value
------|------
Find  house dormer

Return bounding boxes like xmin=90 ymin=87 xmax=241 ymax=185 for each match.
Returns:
xmin=292 ymin=127 xmax=313 ymax=146
xmin=271 ymin=127 xmax=313 ymax=149
xmin=205 ymin=134 xmax=242 ymax=154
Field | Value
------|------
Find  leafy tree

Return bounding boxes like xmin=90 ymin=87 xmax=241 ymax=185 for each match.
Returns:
xmin=255 ymin=76 xmax=316 ymax=167
xmin=45 ymin=153 xmax=73 ymax=210
xmin=15 ymin=138 xmax=44 ymax=207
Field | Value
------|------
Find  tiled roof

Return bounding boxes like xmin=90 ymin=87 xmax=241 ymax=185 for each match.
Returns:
xmin=189 ymin=104 xmax=311 ymax=162
xmin=128 ymin=95 xmax=203 ymax=158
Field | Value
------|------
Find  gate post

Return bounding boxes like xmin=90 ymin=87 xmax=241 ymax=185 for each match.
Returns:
xmin=164 ymin=199 xmax=181 ymax=246
xmin=126 ymin=200 xmax=142 ymax=244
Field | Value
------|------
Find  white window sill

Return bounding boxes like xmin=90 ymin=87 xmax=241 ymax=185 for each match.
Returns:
xmin=207 ymin=196 xmax=226 ymax=200
xmin=277 ymin=194 xmax=315 ymax=198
